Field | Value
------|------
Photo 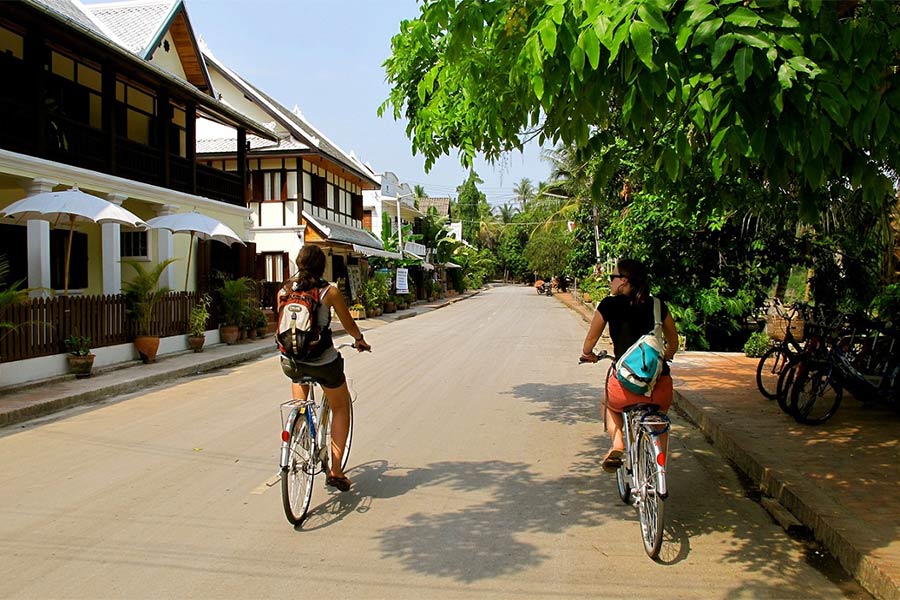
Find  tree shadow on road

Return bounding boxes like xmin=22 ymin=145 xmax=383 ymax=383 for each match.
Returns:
xmin=502 ymin=382 xmax=602 ymax=425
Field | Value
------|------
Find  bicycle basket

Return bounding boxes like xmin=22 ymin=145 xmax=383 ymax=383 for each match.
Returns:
xmin=766 ymin=314 xmax=805 ymax=342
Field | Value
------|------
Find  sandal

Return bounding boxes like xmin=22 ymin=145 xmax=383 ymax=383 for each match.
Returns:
xmin=601 ymin=448 xmax=624 ymax=473
xmin=326 ymin=474 xmax=352 ymax=492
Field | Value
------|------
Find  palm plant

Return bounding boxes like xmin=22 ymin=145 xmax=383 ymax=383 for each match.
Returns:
xmin=122 ymin=258 xmax=177 ymax=336
xmin=0 ymin=255 xmax=28 ymax=344
xmin=512 ymin=178 xmax=535 ymax=213
xmin=496 ymin=203 xmax=518 ymax=224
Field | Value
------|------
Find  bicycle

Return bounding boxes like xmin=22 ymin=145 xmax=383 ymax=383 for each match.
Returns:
xmin=581 ymin=351 xmax=671 ymax=559
xmin=755 ymin=299 xmax=808 ymax=400
xmin=280 ymin=343 xmax=358 ymax=525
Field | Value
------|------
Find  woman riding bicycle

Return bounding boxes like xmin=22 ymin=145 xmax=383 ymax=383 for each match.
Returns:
xmin=279 ymin=245 xmax=371 ymax=492
xmin=580 ymin=259 xmax=679 ymax=472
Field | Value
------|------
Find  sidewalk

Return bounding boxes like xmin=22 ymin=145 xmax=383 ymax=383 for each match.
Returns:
xmin=556 ymin=291 xmax=899 ymax=600
xmin=0 ymin=290 xmax=482 ymax=430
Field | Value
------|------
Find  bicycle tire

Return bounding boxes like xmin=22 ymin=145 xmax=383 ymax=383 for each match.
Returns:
xmin=282 ymin=415 xmax=315 ymax=525
xmin=636 ymin=431 xmax=665 ymax=559
xmin=776 ymin=356 xmax=804 ymax=415
xmin=616 ymin=460 xmax=632 ymax=504
xmin=323 ymin=396 xmax=354 ymax=472
xmin=790 ymin=364 xmax=843 ymax=425
xmin=756 ymin=346 xmax=792 ymax=400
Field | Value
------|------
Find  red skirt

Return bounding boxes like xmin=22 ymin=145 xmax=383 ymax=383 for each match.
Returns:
xmin=605 ymin=374 xmax=673 ymax=413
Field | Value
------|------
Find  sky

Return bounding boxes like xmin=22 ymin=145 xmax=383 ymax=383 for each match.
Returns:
xmin=179 ymin=0 xmax=552 ymax=207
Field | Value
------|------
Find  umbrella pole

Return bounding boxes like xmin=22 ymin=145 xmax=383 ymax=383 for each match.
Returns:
xmin=185 ymin=232 xmax=194 ymax=292
xmin=64 ymin=216 xmax=75 ymax=295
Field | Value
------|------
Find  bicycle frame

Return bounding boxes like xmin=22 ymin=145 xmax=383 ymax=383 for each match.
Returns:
xmin=279 ymin=383 xmax=329 ymax=472
xmin=622 ymin=405 xmax=670 ymax=498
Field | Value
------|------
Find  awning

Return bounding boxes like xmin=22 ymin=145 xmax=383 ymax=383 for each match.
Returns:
xmin=404 ymin=251 xmax=434 ymax=271
xmin=444 ymin=261 xmax=462 ymax=269
xmin=352 ymin=244 xmax=402 ymax=259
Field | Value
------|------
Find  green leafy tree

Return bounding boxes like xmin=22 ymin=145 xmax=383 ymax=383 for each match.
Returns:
xmin=382 ymin=0 xmax=900 ymax=221
xmin=456 ymin=171 xmax=489 ymax=243
xmin=512 ymin=177 xmax=536 ymax=212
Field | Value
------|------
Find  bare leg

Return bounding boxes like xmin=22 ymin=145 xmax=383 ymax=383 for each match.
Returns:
xmin=321 ymin=381 xmax=351 ymax=480
xmin=605 ymin=407 xmax=626 ymax=451
xmin=291 ymin=382 xmax=309 ymax=402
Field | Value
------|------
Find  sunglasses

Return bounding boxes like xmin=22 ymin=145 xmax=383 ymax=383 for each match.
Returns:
xmin=608 ymin=274 xmax=627 ymax=281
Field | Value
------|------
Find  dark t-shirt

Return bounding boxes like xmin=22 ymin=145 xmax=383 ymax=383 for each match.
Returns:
xmin=598 ymin=294 xmax=670 ymax=375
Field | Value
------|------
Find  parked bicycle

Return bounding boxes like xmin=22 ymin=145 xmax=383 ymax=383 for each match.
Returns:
xmin=755 ymin=299 xmax=808 ymax=400
xmin=280 ymin=343 xmax=358 ymax=525
xmin=581 ymin=351 xmax=670 ymax=559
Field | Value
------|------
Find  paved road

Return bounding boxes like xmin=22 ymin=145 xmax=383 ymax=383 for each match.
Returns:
xmin=0 ymin=286 xmax=863 ymax=598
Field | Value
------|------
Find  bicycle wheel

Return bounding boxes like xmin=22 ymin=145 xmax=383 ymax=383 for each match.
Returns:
xmin=615 ymin=459 xmax=632 ymax=504
xmin=756 ymin=346 xmax=791 ymax=400
xmin=636 ymin=431 xmax=665 ymax=559
xmin=776 ymin=356 xmax=804 ymax=415
xmin=282 ymin=414 xmax=315 ymax=525
xmin=323 ymin=396 xmax=354 ymax=472
xmin=790 ymin=364 xmax=843 ymax=425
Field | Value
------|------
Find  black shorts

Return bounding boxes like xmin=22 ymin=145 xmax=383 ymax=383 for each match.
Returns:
xmin=280 ymin=354 xmax=346 ymax=389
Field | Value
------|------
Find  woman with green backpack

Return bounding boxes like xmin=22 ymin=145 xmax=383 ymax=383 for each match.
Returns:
xmin=580 ymin=259 xmax=679 ymax=472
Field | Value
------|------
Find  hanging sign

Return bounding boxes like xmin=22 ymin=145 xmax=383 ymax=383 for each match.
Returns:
xmin=395 ymin=268 xmax=409 ymax=294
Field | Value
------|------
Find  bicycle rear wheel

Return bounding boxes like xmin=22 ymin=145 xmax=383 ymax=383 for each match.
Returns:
xmin=790 ymin=364 xmax=843 ymax=425
xmin=756 ymin=346 xmax=791 ymax=400
xmin=616 ymin=460 xmax=632 ymax=504
xmin=323 ymin=396 xmax=354 ymax=472
xmin=282 ymin=415 xmax=315 ymax=525
xmin=776 ymin=356 xmax=804 ymax=415
xmin=636 ymin=431 xmax=665 ymax=559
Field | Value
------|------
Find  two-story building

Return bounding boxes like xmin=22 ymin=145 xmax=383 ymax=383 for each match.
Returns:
xmin=196 ymin=45 xmax=389 ymax=306
xmin=0 ymin=0 xmax=275 ymax=297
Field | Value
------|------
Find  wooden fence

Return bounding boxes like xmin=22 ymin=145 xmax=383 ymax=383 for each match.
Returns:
xmin=0 ymin=292 xmax=219 ymax=363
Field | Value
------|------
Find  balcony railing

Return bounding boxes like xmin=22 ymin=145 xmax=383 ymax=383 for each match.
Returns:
xmin=197 ymin=164 xmax=244 ymax=207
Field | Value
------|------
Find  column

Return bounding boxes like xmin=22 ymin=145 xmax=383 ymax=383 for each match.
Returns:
xmin=155 ymin=204 xmax=177 ymax=290
xmin=101 ymin=193 xmax=128 ymax=295
xmin=25 ymin=178 xmax=57 ymax=297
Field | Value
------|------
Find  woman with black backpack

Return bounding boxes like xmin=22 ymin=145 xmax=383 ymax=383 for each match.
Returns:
xmin=278 ymin=245 xmax=370 ymax=492
xmin=579 ymin=259 xmax=679 ymax=472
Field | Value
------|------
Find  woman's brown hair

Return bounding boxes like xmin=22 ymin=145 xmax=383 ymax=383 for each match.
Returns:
xmin=286 ymin=245 xmax=326 ymax=292
xmin=617 ymin=258 xmax=650 ymax=304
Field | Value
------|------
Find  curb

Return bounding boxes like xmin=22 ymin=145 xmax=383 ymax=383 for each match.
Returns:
xmin=0 ymin=345 xmax=278 ymax=429
xmin=673 ymin=389 xmax=898 ymax=600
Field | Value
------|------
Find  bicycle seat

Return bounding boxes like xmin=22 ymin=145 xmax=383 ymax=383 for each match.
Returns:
xmin=622 ymin=402 xmax=663 ymax=413
xmin=295 ymin=376 xmax=317 ymax=385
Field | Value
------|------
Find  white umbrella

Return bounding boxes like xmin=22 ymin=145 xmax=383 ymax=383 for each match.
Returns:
xmin=0 ymin=186 xmax=146 ymax=294
xmin=145 ymin=211 xmax=245 ymax=291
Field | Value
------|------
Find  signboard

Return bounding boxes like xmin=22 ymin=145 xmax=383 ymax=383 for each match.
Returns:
xmin=347 ymin=265 xmax=362 ymax=302
xmin=404 ymin=241 xmax=427 ymax=256
xmin=395 ymin=268 xmax=409 ymax=295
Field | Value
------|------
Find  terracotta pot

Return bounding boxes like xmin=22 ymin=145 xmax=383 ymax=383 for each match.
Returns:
xmin=187 ymin=335 xmax=205 ymax=353
xmin=134 ymin=335 xmax=160 ymax=364
xmin=583 ymin=293 xmax=592 ymax=302
xmin=256 ymin=326 xmax=268 ymax=338
xmin=366 ymin=309 xmax=377 ymax=318
xmin=350 ymin=309 xmax=365 ymax=320
xmin=385 ymin=302 xmax=396 ymax=313
xmin=220 ymin=325 xmax=240 ymax=345
xmin=67 ymin=354 xmax=95 ymax=378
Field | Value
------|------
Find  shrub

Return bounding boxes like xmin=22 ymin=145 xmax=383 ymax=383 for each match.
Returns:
xmin=743 ymin=331 xmax=770 ymax=358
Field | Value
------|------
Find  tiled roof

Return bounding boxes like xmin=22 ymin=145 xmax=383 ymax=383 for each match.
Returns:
xmin=31 ymin=0 xmax=108 ymax=37
xmin=196 ymin=135 xmax=307 ymax=155
xmin=418 ymin=197 xmax=451 ymax=217
xmin=86 ymin=0 xmax=175 ymax=55
xmin=304 ymin=212 xmax=385 ymax=249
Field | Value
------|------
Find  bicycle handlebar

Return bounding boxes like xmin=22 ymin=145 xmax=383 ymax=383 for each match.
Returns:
xmin=579 ymin=350 xmax=612 ymax=364
xmin=336 ymin=342 xmax=371 ymax=352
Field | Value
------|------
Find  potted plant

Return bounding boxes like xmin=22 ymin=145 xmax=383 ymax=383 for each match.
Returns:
xmin=385 ymin=294 xmax=397 ymax=313
xmin=217 ymin=277 xmax=251 ymax=345
xmin=187 ymin=293 xmax=211 ymax=352
xmin=253 ymin=306 xmax=269 ymax=338
xmin=64 ymin=334 xmax=94 ymax=378
xmin=349 ymin=303 xmax=366 ymax=320
xmin=122 ymin=258 xmax=176 ymax=363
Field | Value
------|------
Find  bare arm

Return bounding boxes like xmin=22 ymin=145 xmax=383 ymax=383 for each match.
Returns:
xmin=581 ymin=309 xmax=607 ymax=362
xmin=325 ymin=286 xmax=371 ymax=352
xmin=662 ymin=313 xmax=679 ymax=360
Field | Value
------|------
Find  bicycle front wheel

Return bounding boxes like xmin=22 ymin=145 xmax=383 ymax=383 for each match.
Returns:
xmin=756 ymin=346 xmax=791 ymax=400
xmin=790 ymin=364 xmax=843 ymax=425
xmin=324 ymin=396 xmax=354 ymax=472
xmin=636 ymin=432 xmax=666 ymax=559
xmin=282 ymin=415 xmax=315 ymax=525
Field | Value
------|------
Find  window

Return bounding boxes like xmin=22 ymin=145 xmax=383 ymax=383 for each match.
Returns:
xmin=262 ymin=252 xmax=285 ymax=282
xmin=250 ymin=170 xmax=285 ymax=202
xmin=115 ymin=79 xmax=157 ymax=146
xmin=45 ymin=49 xmax=103 ymax=133
xmin=0 ymin=25 xmax=24 ymax=59
xmin=121 ymin=230 xmax=149 ymax=259
xmin=169 ymin=103 xmax=187 ymax=157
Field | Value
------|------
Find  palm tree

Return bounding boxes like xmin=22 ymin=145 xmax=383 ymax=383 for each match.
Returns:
xmin=413 ymin=184 xmax=427 ymax=210
xmin=512 ymin=178 xmax=535 ymax=212
xmin=496 ymin=203 xmax=518 ymax=224
xmin=0 ymin=255 xmax=28 ymax=345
